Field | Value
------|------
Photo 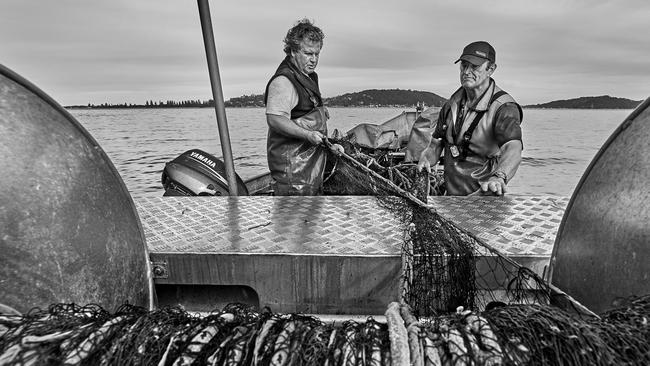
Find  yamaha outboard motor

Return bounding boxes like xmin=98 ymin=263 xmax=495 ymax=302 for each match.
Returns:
xmin=161 ymin=149 xmax=248 ymax=196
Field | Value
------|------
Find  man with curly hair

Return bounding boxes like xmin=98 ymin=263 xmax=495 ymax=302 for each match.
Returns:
xmin=264 ymin=18 xmax=342 ymax=196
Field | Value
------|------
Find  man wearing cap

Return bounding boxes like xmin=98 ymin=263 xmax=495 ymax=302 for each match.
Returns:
xmin=417 ymin=41 xmax=523 ymax=196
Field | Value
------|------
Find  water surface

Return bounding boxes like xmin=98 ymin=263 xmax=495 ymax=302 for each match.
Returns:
xmin=70 ymin=107 xmax=631 ymax=198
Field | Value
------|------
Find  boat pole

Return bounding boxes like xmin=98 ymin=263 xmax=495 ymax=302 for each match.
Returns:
xmin=197 ymin=0 xmax=239 ymax=195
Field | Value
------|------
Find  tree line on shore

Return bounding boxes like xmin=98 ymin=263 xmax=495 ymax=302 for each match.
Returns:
xmin=68 ymin=99 xmax=213 ymax=109
xmin=66 ymin=91 xmax=641 ymax=110
xmin=66 ymin=89 xmax=446 ymax=109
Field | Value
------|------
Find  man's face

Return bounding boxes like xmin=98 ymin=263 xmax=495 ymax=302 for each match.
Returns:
xmin=459 ymin=60 xmax=494 ymax=90
xmin=291 ymin=39 xmax=321 ymax=75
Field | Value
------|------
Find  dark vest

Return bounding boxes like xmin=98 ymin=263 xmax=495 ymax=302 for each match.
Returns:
xmin=264 ymin=57 xmax=329 ymax=195
xmin=264 ymin=56 xmax=322 ymax=119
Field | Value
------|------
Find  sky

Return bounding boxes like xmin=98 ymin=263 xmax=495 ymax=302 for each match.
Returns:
xmin=2 ymin=0 xmax=649 ymax=106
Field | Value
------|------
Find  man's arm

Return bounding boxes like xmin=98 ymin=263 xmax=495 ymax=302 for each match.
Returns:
xmin=477 ymin=103 xmax=523 ymax=196
xmin=417 ymin=138 xmax=444 ymax=173
xmin=478 ymin=139 xmax=522 ymax=195
xmin=266 ymin=76 xmax=324 ymax=145
xmin=417 ymin=107 xmax=446 ymax=173
xmin=267 ymin=114 xmax=325 ymax=145
xmin=496 ymin=139 xmax=522 ymax=182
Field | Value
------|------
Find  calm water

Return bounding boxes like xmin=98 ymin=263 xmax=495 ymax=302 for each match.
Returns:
xmin=69 ymin=107 xmax=631 ymax=198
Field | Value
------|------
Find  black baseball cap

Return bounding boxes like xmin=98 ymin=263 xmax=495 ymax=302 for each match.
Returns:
xmin=454 ymin=41 xmax=496 ymax=66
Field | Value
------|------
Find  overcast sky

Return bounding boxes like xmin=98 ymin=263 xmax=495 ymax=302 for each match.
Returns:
xmin=3 ymin=0 xmax=649 ymax=106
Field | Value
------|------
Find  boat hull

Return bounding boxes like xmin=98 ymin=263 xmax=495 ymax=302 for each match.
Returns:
xmin=138 ymin=195 xmax=565 ymax=314
xmin=0 ymin=64 xmax=153 ymax=313
xmin=550 ymin=97 xmax=650 ymax=313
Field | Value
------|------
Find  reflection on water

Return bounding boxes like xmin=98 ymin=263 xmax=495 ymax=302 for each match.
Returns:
xmin=69 ymin=107 xmax=630 ymax=197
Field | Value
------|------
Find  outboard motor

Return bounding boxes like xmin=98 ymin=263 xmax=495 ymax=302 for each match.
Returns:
xmin=161 ymin=149 xmax=248 ymax=196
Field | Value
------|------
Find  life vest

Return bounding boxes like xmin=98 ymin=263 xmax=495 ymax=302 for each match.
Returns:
xmin=264 ymin=57 xmax=329 ymax=195
xmin=440 ymin=80 xmax=522 ymax=195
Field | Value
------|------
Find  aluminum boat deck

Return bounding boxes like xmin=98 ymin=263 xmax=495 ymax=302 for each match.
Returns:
xmin=134 ymin=195 xmax=567 ymax=314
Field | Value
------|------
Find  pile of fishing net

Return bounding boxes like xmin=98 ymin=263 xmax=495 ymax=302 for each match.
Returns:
xmin=3 ymin=127 xmax=648 ymax=364
xmin=1 ymin=295 xmax=649 ymax=365
xmin=323 ymin=138 xmax=444 ymax=198
xmin=322 ymin=142 xmax=560 ymax=316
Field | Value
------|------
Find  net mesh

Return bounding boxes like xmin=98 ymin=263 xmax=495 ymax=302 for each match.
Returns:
xmin=1 ymin=297 xmax=648 ymax=365
xmin=2 ymin=139 xmax=649 ymax=365
xmin=323 ymin=139 xmax=553 ymax=316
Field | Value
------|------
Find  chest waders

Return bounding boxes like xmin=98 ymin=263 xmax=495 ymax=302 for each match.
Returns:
xmin=442 ymin=89 xmax=520 ymax=195
xmin=266 ymin=58 xmax=329 ymax=195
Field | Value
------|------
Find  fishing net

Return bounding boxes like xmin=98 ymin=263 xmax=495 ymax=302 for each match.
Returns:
xmin=1 ymin=296 xmax=649 ymax=365
xmin=322 ymin=138 xmax=556 ymax=317
xmin=2 ymin=126 xmax=648 ymax=364
xmin=0 ymin=302 xmax=391 ymax=366
xmin=323 ymin=138 xmax=444 ymax=197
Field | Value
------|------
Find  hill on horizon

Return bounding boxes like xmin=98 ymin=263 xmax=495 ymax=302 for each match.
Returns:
xmin=525 ymin=95 xmax=642 ymax=109
xmin=227 ymin=92 xmax=642 ymax=110
xmin=324 ymin=89 xmax=447 ymax=108
xmin=65 ymin=91 xmax=642 ymax=110
xmin=223 ymin=89 xmax=447 ymax=108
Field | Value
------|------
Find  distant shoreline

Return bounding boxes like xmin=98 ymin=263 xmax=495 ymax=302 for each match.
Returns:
xmin=65 ymin=105 xmax=638 ymax=110
xmin=64 ymin=90 xmax=642 ymax=110
xmin=64 ymin=104 xmax=427 ymax=110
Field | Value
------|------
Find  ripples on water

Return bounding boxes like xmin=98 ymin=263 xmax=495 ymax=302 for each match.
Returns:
xmin=69 ymin=107 xmax=631 ymax=198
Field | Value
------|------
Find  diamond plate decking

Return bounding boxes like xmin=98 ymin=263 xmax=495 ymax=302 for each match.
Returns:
xmin=134 ymin=195 xmax=568 ymax=314
xmin=136 ymin=196 xmax=403 ymax=256
xmin=136 ymin=195 xmax=567 ymax=257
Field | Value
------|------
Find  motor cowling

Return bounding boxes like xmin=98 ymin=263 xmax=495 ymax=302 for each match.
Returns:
xmin=161 ymin=149 xmax=248 ymax=196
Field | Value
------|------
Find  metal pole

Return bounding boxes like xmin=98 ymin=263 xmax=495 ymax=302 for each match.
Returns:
xmin=197 ymin=0 xmax=239 ymax=195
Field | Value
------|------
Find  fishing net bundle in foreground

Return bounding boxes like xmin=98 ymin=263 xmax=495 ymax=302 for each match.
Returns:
xmin=323 ymin=143 xmax=554 ymax=316
xmin=1 ymin=296 xmax=649 ymax=365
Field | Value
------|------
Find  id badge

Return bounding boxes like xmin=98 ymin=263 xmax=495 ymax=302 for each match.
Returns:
xmin=449 ymin=145 xmax=460 ymax=158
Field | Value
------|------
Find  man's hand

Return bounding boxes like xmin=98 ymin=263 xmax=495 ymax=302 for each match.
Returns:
xmin=330 ymin=143 xmax=345 ymax=156
xmin=477 ymin=176 xmax=507 ymax=196
xmin=417 ymin=156 xmax=432 ymax=173
xmin=416 ymin=142 xmax=442 ymax=174
xmin=417 ymin=147 xmax=434 ymax=173
xmin=305 ymin=130 xmax=325 ymax=145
